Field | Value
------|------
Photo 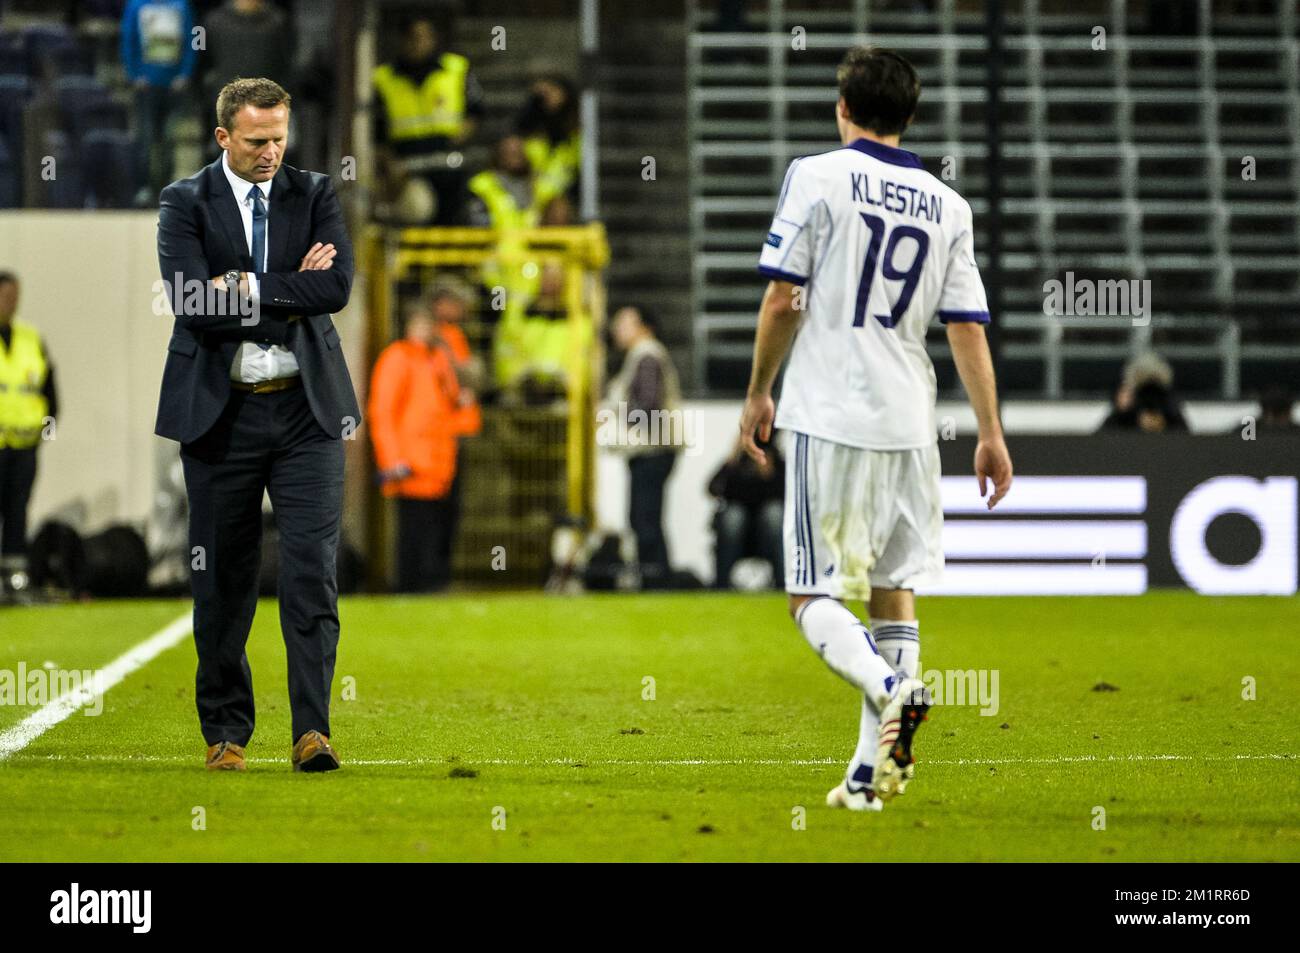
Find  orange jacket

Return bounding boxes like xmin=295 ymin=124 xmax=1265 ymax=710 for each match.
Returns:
xmin=368 ymin=339 xmax=462 ymax=499
xmin=436 ymin=320 xmax=482 ymax=438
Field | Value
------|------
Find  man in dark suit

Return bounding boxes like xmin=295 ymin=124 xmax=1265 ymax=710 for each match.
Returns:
xmin=156 ymin=77 xmax=360 ymax=772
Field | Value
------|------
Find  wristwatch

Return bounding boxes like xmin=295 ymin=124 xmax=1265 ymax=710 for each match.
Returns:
xmin=223 ymin=269 xmax=240 ymax=288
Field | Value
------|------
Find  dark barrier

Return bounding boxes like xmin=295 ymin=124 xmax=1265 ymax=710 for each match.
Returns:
xmin=933 ymin=433 xmax=1300 ymax=594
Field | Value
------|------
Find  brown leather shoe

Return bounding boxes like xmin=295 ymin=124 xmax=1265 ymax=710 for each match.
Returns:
xmin=291 ymin=730 xmax=340 ymax=772
xmin=205 ymin=741 xmax=246 ymax=771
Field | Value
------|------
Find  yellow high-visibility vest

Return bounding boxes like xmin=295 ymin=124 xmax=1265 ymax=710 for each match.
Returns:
xmin=0 ymin=319 xmax=49 ymax=449
xmin=373 ymin=53 xmax=469 ymax=141
xmin=523 ymin=131 xmax=581 ymax=200
xmin=493 ymin=301 xmax=591 ymax=392
xmin=469 ymin=170 xmax=545 ymax=299
xmin=467 ymin=170 xmax=542 ymax=231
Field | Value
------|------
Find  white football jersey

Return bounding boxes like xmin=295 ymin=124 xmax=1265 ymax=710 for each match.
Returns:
xmin=758 ymin=138 xmax=989 ymax=450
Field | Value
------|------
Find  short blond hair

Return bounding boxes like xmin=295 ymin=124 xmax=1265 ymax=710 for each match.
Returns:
xmin=216 ymin=77 xmax=291 ymax=132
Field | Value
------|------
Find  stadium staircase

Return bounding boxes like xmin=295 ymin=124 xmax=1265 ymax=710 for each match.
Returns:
xmin=686 ymin=0 xmax=1300 ymax=398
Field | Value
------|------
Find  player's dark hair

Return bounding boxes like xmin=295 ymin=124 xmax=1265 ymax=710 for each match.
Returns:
xmin=836 ymin=46 xmax=920 ymax=137
xmin=216 ymin=77 xmax=291 ymax=132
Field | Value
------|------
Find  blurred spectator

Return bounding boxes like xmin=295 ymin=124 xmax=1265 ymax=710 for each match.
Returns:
xmin=515 ymin=73 xmax=580 ymax=223
xmin=199 ymin=0 xmax=292 ymax=160
xmin=1258 ymin=385 xmax=1299 ymax=431
xmin=372 ymin=14 xmax=485 ymax=225
xmin=494 ymin=262 xmax=590 ymax=403
xmin=368 ymin=301 xmax=468 ymax=592
xmin=430 ymin=287 xmax=484 ymax=417
xmin=121 ymin=0 xmax=197 ymax=205
xmin=708 ymin=434 xmax=783 ymax=589
xmin=606 ymin=305 xmax=682 ymax=588
xmin=1099 ymin=351 xmax=1188 ymax=432
xmin=468 ymin=134 xmax=558 ymax=300
xmin=429 ymin=286 xmax=483 ymax=585
xmin=0 ymin=272 xmax=58 ymax=599
xmin=467 ymin=134 xmax=561 ymax=228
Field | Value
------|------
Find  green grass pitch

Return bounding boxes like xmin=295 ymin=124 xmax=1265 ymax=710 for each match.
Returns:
xmin=0 ymin=592 xmax=1296 ymax=861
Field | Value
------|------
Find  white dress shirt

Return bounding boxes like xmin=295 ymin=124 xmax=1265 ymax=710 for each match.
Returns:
xmin=221 ymin=152 xmax=300 ymax=383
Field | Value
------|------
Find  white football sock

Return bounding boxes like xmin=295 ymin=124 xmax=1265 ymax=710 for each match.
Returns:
xmin=846 ymin=696 xmax=879 ymax=792
xmin=795 ymin=597 xmax=898 ymax=711
xmin=845 ymin=621 xmax=920 ymax=792
xmin=872 ymin=619 xmax=921 ymax=680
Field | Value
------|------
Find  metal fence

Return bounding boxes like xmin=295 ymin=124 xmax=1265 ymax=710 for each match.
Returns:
xmin=686 ymin=0 xmax=1300 ymax=398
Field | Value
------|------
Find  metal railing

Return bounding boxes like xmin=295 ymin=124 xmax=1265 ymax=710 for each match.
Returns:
xmin=685 ymin=0 xmax=1300 ymax=397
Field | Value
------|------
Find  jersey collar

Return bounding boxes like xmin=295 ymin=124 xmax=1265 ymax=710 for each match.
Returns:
xmin=846 ymin=137 xmax=924 ymax=169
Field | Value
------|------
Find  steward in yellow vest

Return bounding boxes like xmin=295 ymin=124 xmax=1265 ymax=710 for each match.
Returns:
xmin=373 ymin=53 xmax=470 ymax=146
xmin=516 ymin=74 xmax=582 ymax=208
xmin=468 ymin=135 xmax=561 ymax=299
xmin=0 ymin=318 xmax=52 ymax=450
xmin=0 ymin=271 xmax=58 ymax=593
xmin=372 ymin=16 xmax=485 ymax=225
xmin=493 ymin=263 xmax=591 ymax=401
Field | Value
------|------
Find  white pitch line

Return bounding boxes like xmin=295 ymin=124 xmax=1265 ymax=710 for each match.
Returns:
xmin=0 ymin=610 xmax=192 ymax=762
xmin=4 ymin=752 xmax=1294 ymax=767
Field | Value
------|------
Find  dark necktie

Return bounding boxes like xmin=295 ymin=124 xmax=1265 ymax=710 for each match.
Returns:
xmin=248 ymin=185 xmax=268 ymax=351
xmin=248 ymin=185 xmax=266 ymax=273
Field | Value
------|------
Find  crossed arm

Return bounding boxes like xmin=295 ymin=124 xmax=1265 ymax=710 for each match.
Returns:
xmin=157 ymin=181 xmax=352 ymax=337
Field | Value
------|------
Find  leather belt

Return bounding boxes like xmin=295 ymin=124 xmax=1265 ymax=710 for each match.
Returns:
xmin=231 ymin=376 xmax=302 ymax=394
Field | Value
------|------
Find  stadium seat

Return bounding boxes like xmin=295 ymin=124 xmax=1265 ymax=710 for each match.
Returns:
xmin=81 ymin=129 xmax=135 ymax=208
xmin=0 ymin=133 xmax=18 ymax=207
xmin=0 ymin=33 xmax=24 ymax=77
xmin=0 ymin=75 xmax=28 ymax=168
xmin=21 ymin=24 xmax=75 ymax=78
xmin=30 ymin=127 xmax=86 ymax=208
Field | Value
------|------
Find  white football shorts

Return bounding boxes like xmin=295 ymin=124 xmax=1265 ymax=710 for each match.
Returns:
xmin=782 ymin=431 xmax=944 ymax=599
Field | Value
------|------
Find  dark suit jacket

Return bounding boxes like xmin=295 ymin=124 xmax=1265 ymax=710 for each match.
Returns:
xmin=154 ymin=157 xmax=362 ymax=443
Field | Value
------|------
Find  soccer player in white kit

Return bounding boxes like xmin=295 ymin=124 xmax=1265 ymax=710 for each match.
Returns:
xmin=739 ymin=47 xmax=1013 ymax=811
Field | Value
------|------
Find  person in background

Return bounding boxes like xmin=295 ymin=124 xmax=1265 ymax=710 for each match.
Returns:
xmin=1099 ymin=351 xmax=1188 ymax=432
xmin=368 ymin=301 xmax=467 ymax=592
xmin=372 ymin=14 xmax=485 ymax=225
xmin=0 ymin=272 xmax=58 ymax=598
xmin=606 ymin=305 xmax=682 ymax=588
xmin=198 ymin=0 xmax=292 ymax=162
xmin=429 ymin=287 xmax=483 ymax=584
xmin=466 ymin=134 xmax=560 ymax=229
xmin=430 ymin=287 xmax=483 ymax=419
xmin=121 ymin=0 xmax=197 ymax=206
xmin=515 ymin=73 xmax=581 ymax=223
xmin=468 ymin=134 xmax=559 ymax=304
xmin=494 ymin=262 xmax=590 ymax=404
xmin=708 ymin=433 xmax=784 ymax=589
xmin=1258 ymin=384 xmax=1298 ymax=431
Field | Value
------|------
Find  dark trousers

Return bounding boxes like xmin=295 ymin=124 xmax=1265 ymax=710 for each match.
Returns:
xmin=180 ymin=385 xmax=344 ymax=747
xmin=628 ymin=451 xmax=675 ymax=582
xmin=714 ymin=499 xmax=784 ymax=588
xmin=133 ymin=85 xmax=179 ymax=197
xmin=0 ymin=446 xmax=38 ymax=564
xmin=444 ymin=460 xmax=462 ymax=576
xmin=396 ymin=496 xmax=452 ymax=593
